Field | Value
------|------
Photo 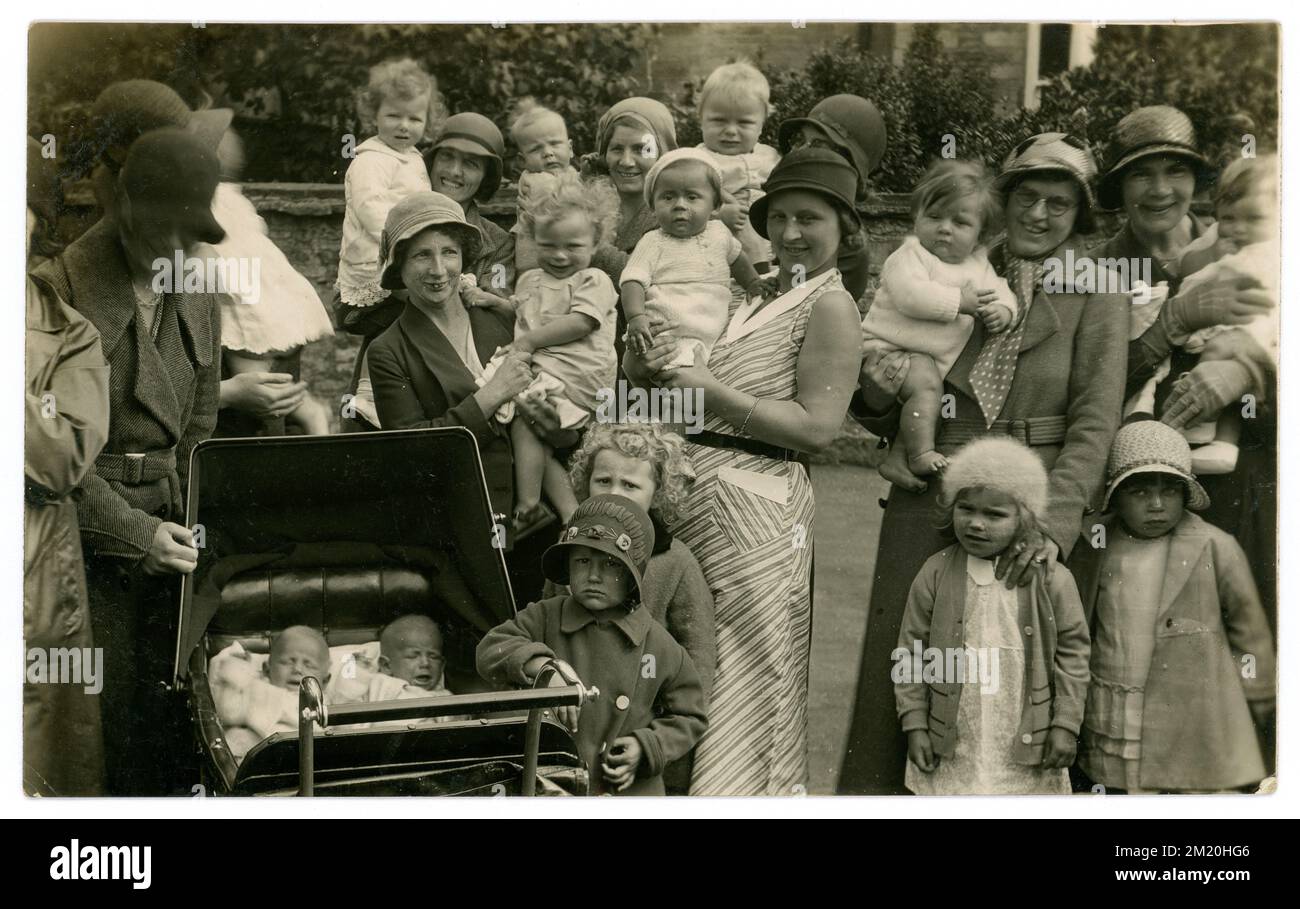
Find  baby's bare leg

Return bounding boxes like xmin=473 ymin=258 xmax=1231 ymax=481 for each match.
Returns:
xmin=510 ymin=418 xmax=548 ymax=515
xmin=897 ymin=354 xmax=948 ymax=475
xmin=542 ymin=458 xmax=579 ymax=522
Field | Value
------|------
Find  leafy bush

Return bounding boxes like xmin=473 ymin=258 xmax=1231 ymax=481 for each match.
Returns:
xmin=30 ymin=22 xmax=662 ymax=184
xmin=757 ymin=23 xmax=1278 ymax=194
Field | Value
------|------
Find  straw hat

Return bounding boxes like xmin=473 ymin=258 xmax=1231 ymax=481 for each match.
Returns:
xmin=941 ymin=436 xmax=1049 ymax=520
xmin=994 ymin=132 xmax=1099 ymax=212
xmin=377 ymin=192 xmax=482 ymax=289
xmin=1098 ymin=106 xmax=1212 ymax=211
xmin=1103 ymin=420 xmax=1210 ymax=511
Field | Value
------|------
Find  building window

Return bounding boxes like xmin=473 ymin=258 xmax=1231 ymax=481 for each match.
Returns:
xmin=1024 ymin=23 xmax=1098 ymax=109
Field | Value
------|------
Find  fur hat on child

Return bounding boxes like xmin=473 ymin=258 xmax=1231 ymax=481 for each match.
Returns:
xmin=1103 ymin=420 xmax=1211 ymax=511
xmin=542 ymin=495 xmax=656 ymax=606
xmin=940 ymin=436 xmax=1049 ymax=520
xmin=642 ymin=147 xmax=725 ymax=208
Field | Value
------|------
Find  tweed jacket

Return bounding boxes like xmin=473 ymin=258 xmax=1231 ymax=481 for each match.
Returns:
xmin=853 ymin=235 xmax=1129 ymax=557
xmin=367 ymin=301 xmax=516 ymax=516
xmin=33 ymin=219 xmax=222 ymax=561
xmin=895 ymin=544 xmax=1091 ymax=764
xmin=1067 ymin=513 xmax=1274 ymax=790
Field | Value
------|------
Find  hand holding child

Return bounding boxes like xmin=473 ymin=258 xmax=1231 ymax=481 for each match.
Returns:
xmin=601 ymin=736 xmax=643 ymax=792
xmin=907 ymin=729 xmax=938 ymax=772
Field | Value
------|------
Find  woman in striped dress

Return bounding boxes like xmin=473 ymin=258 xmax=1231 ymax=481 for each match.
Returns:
xmin=625 ymin=148 xmax=864 ymax=794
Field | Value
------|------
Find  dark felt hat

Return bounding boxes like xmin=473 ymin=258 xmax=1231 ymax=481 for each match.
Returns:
xmin=748 ymin=146 xmax=862 ymax=239
xmin=1098 ymin=106 xmax=1213 ymax=211
xmin=119 ymin=128 xmax=224 ymax=244
xmin=428 ymin=113 xmax=505 ymax=202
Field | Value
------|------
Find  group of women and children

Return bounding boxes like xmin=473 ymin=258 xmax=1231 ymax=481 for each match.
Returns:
xmin=24 ymin=52 xmax=1277 ymax=797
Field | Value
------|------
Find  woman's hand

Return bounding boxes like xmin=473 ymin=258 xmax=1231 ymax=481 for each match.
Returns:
xmin=657 ymin=347 xmax=713 ymax=390
xmin=220 ymin=372 xmax=308 ymax=418
xmin=1163 ymin=269 xmax=1274 ymax=338
xmin=858 ymin=347 xmax=909 ymax=413
xmin=1041 ymin=728 xmax=1078 ymax=770
xmin=473 ymin=351 xmax=532 ymax=414
xmin=907 ymin=730 xmax=938 ymax=773
xmin=995 ymin=528 xmax=1059 ymax=589
xmin=1161 ymin=359 xmax=1254 ymax=431
xmin=515 ymin=395 xmax=580 ymax=450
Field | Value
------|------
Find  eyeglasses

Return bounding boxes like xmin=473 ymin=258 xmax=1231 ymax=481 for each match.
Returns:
xmin=1010 ymin=187 xmax=1078 ymax=217
xmin=789 ymin=133 xmax=838 ymax=154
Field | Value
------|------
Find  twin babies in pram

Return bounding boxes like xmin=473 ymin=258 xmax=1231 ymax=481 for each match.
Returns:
xmin=209 ymin=614 xmax=450 ymax=760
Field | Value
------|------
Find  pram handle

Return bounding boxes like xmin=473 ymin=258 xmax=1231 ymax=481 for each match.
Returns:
xmin=318 ymin=686 xmax=592 ymax=727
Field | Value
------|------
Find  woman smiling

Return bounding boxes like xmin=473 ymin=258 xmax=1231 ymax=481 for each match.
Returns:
xmin=626 ymin=147 xmax=863 ymax=795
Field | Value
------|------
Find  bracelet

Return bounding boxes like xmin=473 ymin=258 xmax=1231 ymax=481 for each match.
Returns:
xmin=739 ymin=395 xmax=760 ymax=435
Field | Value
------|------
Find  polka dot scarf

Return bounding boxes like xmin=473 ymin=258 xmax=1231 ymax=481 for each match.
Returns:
xmin=969 ymin=255 xmax=1044 ymax=428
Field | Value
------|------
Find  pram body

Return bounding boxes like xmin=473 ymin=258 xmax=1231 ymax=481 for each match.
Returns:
xmin=174 ymin=427 xmax=589 ymax=796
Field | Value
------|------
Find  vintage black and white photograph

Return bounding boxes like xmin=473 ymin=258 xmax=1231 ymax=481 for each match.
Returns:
xmin=20 ymin=16 xmax=1282 ymax=804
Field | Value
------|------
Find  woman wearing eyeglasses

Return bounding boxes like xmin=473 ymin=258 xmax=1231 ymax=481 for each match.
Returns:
xmin=838 ymin=134 xmax=1129 ymax=794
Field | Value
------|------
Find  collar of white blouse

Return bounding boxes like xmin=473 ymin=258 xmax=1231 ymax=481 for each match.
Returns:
xmin=723 ymin=268 xmax=834 ymax=345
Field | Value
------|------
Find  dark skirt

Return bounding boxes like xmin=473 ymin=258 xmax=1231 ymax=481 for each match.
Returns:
xmin=838 ymin=480 xmax=948 ymax=795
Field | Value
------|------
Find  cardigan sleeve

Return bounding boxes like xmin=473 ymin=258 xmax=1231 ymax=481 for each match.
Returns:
xmin=1214 ymin=531 xmax=1276 ymax=702
xmin=475 ymin=601 xmax=554 ymax=688
xmin=894 ymin=554 xmax=941 ymax=733
xmin=1043 ymin=291 xmax=1127 ymax=557
xmin=878 ymin=241 xmax=962 ymax=323
xmin=660 ymin=543 xmax=718 ymax=699
xmin=346 ymin=153 xmax=402 ymax=238
xmin=1045 ymin=567 xmax=1091 ymax=735
xmin=368 ymin=335 xmax=497 ymax=445
xmin=631 ymin=643 xmax=709 ymax=778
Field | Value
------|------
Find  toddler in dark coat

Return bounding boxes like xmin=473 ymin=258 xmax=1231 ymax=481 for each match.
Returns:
xmin=477 ymin=495 xmax=708 ymax=795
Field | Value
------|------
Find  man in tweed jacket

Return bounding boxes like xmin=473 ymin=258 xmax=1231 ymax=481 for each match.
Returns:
xmin=33 ymin=129 xmax=224 ymax=794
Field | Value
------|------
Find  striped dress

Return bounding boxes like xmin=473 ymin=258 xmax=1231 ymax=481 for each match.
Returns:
xmin=677 ymin=270 xmax=839 ymax=795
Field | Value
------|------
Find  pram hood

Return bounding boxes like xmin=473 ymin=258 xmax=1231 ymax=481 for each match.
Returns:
xmin=174 ymin=427 xmax=515 ymax=686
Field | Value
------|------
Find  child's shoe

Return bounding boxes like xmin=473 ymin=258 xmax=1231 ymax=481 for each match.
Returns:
xmin=1191 ymin=440 xmax=1239 ymax=475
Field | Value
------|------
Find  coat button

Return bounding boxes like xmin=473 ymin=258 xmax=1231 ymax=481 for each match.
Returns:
xmin=1166 ymin=618 xmax=1174 ymax=628
xmin=615 ymin=695 xmax=630 ymax=711
xmin=1021 ymin=733 xmax=1033 ymax=744
xmin=1024 ymin=626 xmax=1033 ymax=636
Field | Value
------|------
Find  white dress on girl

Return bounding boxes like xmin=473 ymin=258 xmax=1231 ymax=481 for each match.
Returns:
xmin=620 ymin=221 xmax=742 ymax=369
xmin=205 ymin=183 xmax=335 ymax=354
xmin=905 ymin=556 xmax=1070 ymax=796
xmin=336 ymin=136 xmax=432 ymax=307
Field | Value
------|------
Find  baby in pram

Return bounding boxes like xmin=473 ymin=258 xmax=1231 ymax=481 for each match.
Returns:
xmin=210 ymin=618 xmax=452 ymax=760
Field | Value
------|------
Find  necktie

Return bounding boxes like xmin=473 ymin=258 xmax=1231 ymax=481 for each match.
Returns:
xmin=969 ymin=256 xmax=1042 ymax=428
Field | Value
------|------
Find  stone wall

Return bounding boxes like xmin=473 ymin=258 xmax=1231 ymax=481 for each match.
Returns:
xmin=56 ymin=179 xmax=1137 ymax=464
